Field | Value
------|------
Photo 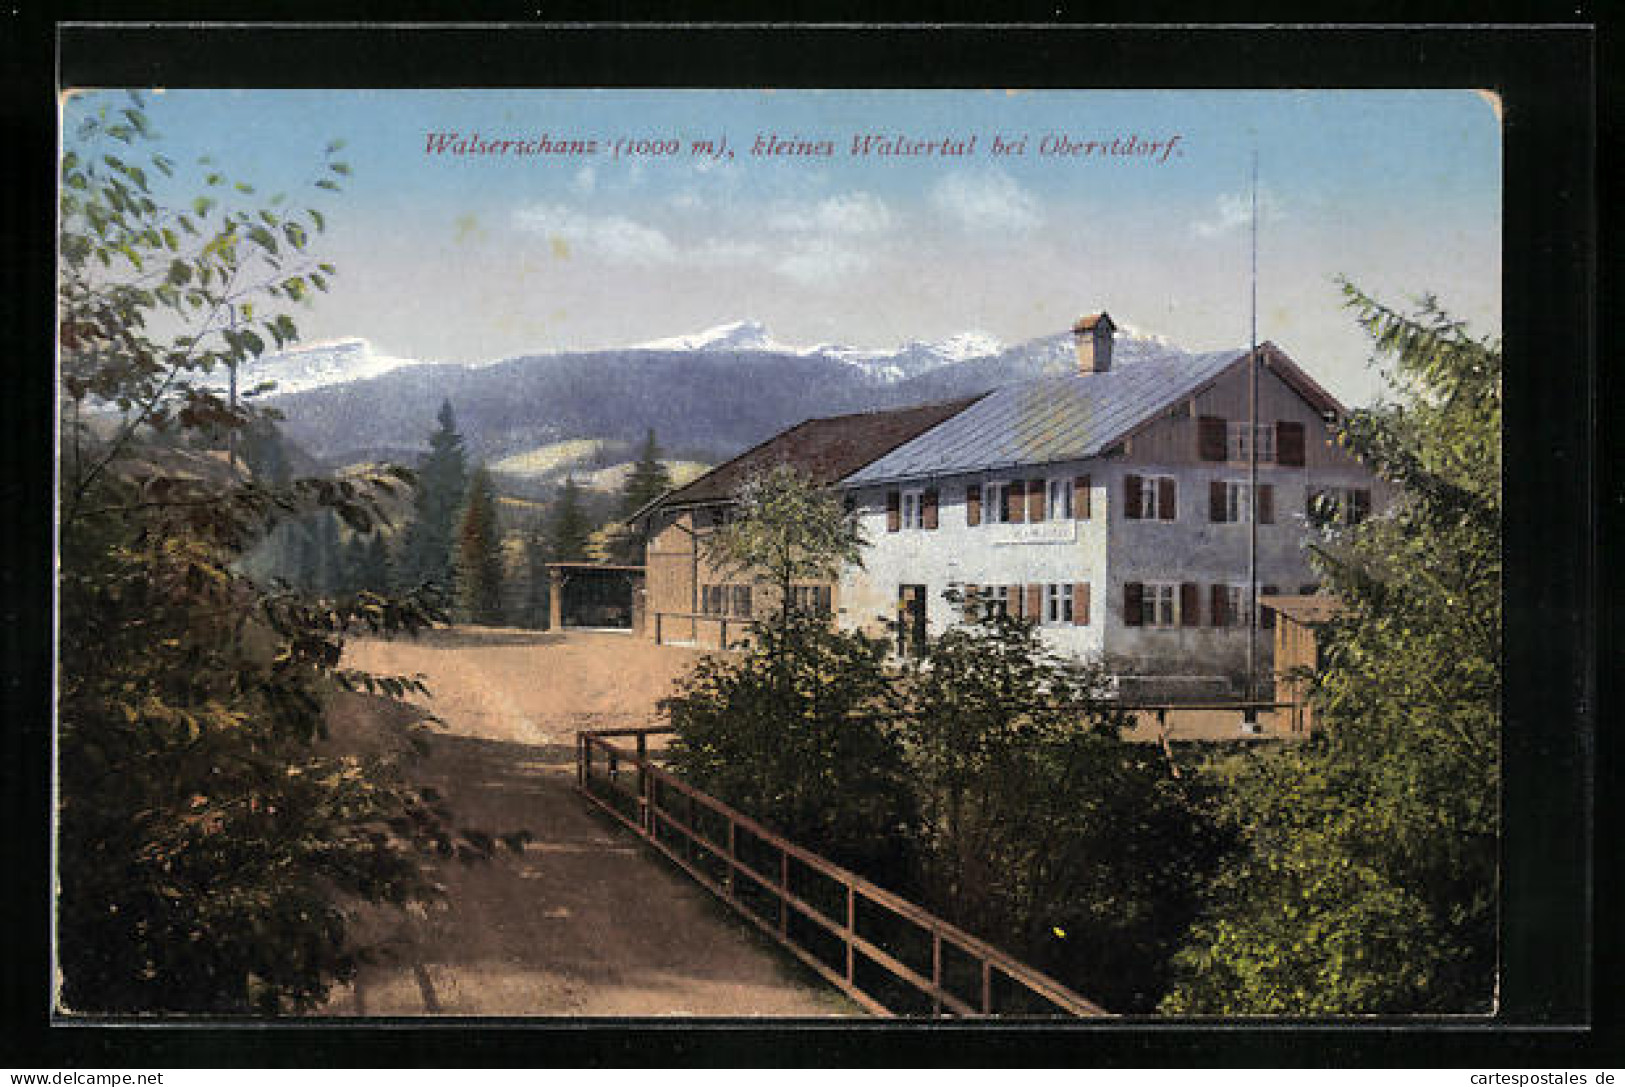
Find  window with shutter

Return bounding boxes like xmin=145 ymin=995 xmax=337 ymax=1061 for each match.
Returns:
xmin=1025 ymin=584 xmax=1043 ymax=621
xmin=922 ymin=488 xmax=939 ymax=530
xmin=1124 ymin=474 xmax=1143 ymax=520
xmin=1260 ymin=585 xmax=1279 ymax=629
xmin=1210 ymin=583 xmax=1229 ymax=628
xmin=1157 ymin=477 xmax=1177 ymax=521
xmin=1027 ymin=479 xmax=1046 ymax=521
xmin=1180 ymin=583 xmax=1201 ymax=627
xmin=1198 ymin=415 xmax=1228 ymax=461
xmin=1210 ymin=480 xmax=1227 ymax=522
xmin=1351 ymin=488 xmax=1372 ymax=523
xmin=1005 ymin=584 xmax=1021 ymax=618
xmin=1074 ymin=582 xmax=1090 ymax=625
xmin=1276 ymin=421 xmax=1306 ymax=466
xmin=1258 ymin=483 xmax=1274 ymax=524
xmin=1006 ymin=480 xmax=1026 ymax=524
xmin=886 ymin=490 xmax=900 ymax=532
xmin=1075 ymin=475 xmax=1091 ymax=519
xmin=1124 ymin=582 xmax=1144 ymax=626
xmin=966 ymin=485 xmax=981 ymax=527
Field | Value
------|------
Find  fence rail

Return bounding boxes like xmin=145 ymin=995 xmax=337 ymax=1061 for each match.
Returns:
xmin=575 ymin=726 xmax=1110 ymax=1019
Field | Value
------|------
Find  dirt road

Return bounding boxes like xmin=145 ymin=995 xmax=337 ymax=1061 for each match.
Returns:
xmin=323 ymin=627 xmax=855 ymax=1017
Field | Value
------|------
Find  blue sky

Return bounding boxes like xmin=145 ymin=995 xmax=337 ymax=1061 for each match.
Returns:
xmin=63 ymin=88 xmax=1501 ymax=405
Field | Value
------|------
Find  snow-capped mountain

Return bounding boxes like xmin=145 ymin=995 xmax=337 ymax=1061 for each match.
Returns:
xmin=222 ymin=337 xmax=432 ymax=398
xmin=264 ymin=318 xmax=1207 ymax=470
xmin=631 ymin=319 xmax=1004 ymax=383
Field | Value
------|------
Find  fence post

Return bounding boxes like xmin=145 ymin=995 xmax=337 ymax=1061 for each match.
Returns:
xmin=641 ymin=763 xmax=654 ymax=836
xmin=981 ymin=960 xmax=992 ymax=1015
xmin=636 ymin=732 xmax=648 ymax=818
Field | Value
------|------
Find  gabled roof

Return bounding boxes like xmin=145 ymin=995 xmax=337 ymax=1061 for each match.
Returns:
xmin=843 ymin=342 xmax=1344 ymax=486
xmin=648 ymin=395 xmax=985 ymax=511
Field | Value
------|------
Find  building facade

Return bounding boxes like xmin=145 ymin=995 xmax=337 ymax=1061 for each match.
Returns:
xmin=640 ymin=315 xmax=1387 ymax=692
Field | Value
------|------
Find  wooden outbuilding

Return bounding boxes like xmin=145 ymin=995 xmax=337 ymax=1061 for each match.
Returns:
xmin=1259 ymin=593 xmax=1344 ymax=733
xmin=546 ymin=562 xmax=646 ymax=632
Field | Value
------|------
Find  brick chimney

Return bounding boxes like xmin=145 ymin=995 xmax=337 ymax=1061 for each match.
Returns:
xmin=1072 ymin=312 xmax=1116 ymax=374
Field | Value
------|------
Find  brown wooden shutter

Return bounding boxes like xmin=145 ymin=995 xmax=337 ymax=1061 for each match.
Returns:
xmin=1260 ymin=585 xmax=1279 ymax=629
xmin=966 ymin=485 xmax=981 ymax=527
xmin=963 ymin=583 xmax=980 ymax=617
xmin=1075 ymin=475 xmax=1091 ymax=519
xmin=1123 ymin=582 xmax=1144 ymax=626
xmin=1198 ymin=415 xmax=1228 ymax=461
xmin=1124 ymin=474 xmax=1143 ymax=520
xmin=1007 ymin=480 xmax=1026 ymax=523
xmin=923 ymin=488 xmax=939 ymax=530
xmin=1180 ymin=583 xmax=1201 ymax=627
xmin=1210 ymin=584 xmax=1229 ymax=628
xmin=886 ymin=490 xmax=900 ymax=532
xmin=1026 ymin=584 xmax=1043 ymax=622
xmin=1158 ymin=477 xmax=1177 ymax=521
xmin=1074 ymin=582 xmax=1090 ymax=626
xmin=1210 ymin=480 xmax=1228 ymax=523
xmin=1258 ymin=483 xmax=1274 ymax=524
xmin=1006 ymin=584 xmax=1021 ymax=617
xmin=1276 ymin=421 xmax=1306 ymax=467
xmin=1027 ymin=479 xmax=1046 ymax=521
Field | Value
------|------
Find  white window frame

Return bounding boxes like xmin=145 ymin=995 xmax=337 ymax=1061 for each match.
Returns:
xmin=1218 ymin=481 xmax=1254 ymax=524
xmin=982 ymin=481 xmax=1009 ymax=525
xmin=1228 ymin=422 xmax=1276 ymax=464
xmin=1143 ymin=581 xmax=1178 ymax=628
xmin=1044 ymin=583 xmax=1074 ymax=625
xmin=901 ymin=488 xmax=925 ymax=530
xmin=1219 ymin=584 xmax=1248 ymax=628
xmin=1140 ymin=475 xmax=1176 ymax=520
xmin=1046 ymin=478 xmax=1074 ymax=521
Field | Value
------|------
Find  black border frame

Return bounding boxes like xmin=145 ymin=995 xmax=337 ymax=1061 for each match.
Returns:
xmin=3 ymin=9 xmax=1607 ymax=1069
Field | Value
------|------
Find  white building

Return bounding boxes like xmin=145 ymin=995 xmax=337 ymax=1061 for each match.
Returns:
xmin=642 ymin=314 xmax=1386 ymax=697
xmin=835 ymin=315 xmax=1385 ymax=695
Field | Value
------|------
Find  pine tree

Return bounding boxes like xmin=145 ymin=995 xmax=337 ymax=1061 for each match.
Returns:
xmin=455 ymin=465 xmax=505 ymax=625
xmin=614 ymin=428 xmax=674 ymax=564
xmin=547 ymin=477 xmax=593 ymax=563
xmin=398 ymin=400 xmax=468 ymax=595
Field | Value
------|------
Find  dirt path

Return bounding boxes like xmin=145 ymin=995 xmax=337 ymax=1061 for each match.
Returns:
xmin=322 ymin=627 xmax=856 ymax=1017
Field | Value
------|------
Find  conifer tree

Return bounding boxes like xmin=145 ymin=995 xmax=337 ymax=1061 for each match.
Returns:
xmin=614 ymin=429 xmax=674 ymax=563
xmin=455 ymin=465 xmax=505 ymax=625
xmin=398 ymin=400 xmax=468 ymax=594
xmin=547 ymin=477 xmax=593 ymax=563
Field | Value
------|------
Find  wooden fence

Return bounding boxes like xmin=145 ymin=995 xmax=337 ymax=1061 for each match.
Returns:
xmin=575 ymin=726 xmax=1110 ymax=1019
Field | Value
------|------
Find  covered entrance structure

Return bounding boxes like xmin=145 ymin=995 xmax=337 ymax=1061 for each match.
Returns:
xmin=546 ymin=563 xmax=646 ymax=632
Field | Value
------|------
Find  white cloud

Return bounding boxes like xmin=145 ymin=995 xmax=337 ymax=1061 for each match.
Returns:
xmin=570 ymin=166 xmax=596 ymax=197
xmin=930 ymin=170 xmax=1042 ymax=233
xmin=769 ymin=191 xmax=892 ymax=235
xmin=774 ymin=237 xmax=870 ymax=287
xmin=1192 ymin=188 xmax=1287 ymax=238
xmin=513 ymin=203 xmax=677 ymax=265
xmin=689 ymin=238 xmax=765 ymax=266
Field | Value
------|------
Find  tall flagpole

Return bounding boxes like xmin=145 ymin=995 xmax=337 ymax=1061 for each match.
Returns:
xmin=1246 ymin=151 xmax=1260 ymax=705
